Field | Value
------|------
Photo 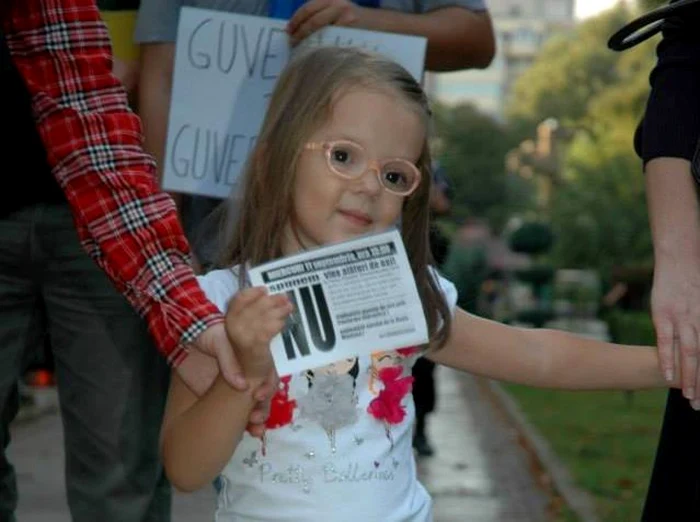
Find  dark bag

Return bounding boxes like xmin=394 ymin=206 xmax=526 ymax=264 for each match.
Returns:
xmin=607 ymin=0 xmax=700 ymax=51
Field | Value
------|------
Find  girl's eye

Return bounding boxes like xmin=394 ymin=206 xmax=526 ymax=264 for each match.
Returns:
xmin=383 ymin=169 xmax=410 ymax=189
xmin=329 ymin=143 xmax=363 ymax=171
xmin=331 ymin=147 xmax=353 ymax=164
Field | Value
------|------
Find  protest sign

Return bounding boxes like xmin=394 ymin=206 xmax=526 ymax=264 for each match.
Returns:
xmin=162 ymin=8 xmax=427 ymax=199
xmin=247 ymin=229 xmax=428 ymax=375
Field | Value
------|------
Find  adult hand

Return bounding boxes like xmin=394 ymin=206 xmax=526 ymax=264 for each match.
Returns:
xmin=188 ymin=321 xmax=249 ymax=392
xmin=178 ymin=322 xmax=280 ymax=435
xmin=287 ymin=0 xmax=369 ymax=45
xmin=651 ymin=259 xmax=700 ymax=409
xmin=645 ymin=157 xmax=700 ymax=409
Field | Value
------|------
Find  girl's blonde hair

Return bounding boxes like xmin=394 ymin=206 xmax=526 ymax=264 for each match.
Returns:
xmin=218 ymin=46 xmax=451 ymax=349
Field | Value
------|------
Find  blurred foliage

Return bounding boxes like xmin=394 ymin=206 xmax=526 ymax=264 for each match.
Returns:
xmin=514 ymin=265 xmax=555 ymax=286
xmin=431 ymin=102 xmax=529 ymax=231
xmin=504 ymin=5 xmax=659 ymax=280
xmin=506 ymin=7 xmax=631 ymax=136
xmin=638 ymin=0 xmax=669 ymax=9
xmin=514 ymin=307 xmax=556 ymax=328
xmin=508 ymin=221 xmax=554 ymax=255
xmin=606 ymin=309 xmax=656 ymax=345
xmin=432 ymin=3 xmax=666 ymax=286
xmin=442 ymin=244 xmax=489 ymax=313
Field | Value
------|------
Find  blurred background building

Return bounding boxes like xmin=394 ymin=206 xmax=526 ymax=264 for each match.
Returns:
xmin=428 ymin=0 xmax=576 ymax=119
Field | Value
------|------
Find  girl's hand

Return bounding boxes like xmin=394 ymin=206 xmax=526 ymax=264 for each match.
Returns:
xmin=225 ymin=287 xmax=293 ymax=381
xmin=247 ymin=366 xmax=281 ymax=438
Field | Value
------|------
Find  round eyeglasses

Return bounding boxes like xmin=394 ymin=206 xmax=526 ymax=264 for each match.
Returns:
xmin=304 ymin=140 xmax=421 ymax=197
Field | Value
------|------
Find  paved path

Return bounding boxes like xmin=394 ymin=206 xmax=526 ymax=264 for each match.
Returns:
xmin=9 ymin=368 xmax=551 ymax=521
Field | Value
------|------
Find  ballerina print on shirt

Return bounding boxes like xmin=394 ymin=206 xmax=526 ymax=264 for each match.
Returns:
xmin=297 ymin=357 xmax=361 ymax=453
xmin=257 ymin=374 xmax=298 ymax=456
xmin=367 ymin=347 xmax=420 ymax=449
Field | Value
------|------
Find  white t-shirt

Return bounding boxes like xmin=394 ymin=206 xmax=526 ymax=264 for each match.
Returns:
xmin=197 ymin=268 xmax=458 ymax=522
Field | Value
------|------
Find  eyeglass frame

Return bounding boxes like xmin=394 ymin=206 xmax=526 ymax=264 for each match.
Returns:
xmin=303 ymin=140 xmax=422 ymax=197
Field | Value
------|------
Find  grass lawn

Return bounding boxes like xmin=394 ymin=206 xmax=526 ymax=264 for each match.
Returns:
xmin=503 ymin=385 xmax=667 ymax=522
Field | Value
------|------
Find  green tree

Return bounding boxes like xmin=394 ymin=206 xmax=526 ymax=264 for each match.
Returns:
xmin=548 ymin=17 xmax=657 ymax=277
xmin=506 ymin=6 xmax=632 ymax=135
xmin=432 ymin=102 xmax=527 ymax=230
xmin=638 ymin=0 xmax=667 ymax=9
xmin=502 ymin=5 xmax=660 ymax=279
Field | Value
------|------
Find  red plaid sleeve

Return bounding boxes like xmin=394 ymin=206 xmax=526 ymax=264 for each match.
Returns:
xmin=3 ymin=0 xmax=224 ymax=365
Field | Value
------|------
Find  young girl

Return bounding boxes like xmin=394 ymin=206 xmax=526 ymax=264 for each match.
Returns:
xmin=161 ymin=46 xmax=676 ymax=521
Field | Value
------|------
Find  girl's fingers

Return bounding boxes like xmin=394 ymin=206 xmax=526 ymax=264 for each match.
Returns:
xmin=679 ymin=324 xmax=698 ymax=399
xmin=244 ymin=294 xmax=293 ymax=324
xmin=228 ymin=286 xmax=267 ymax=316
xmin=655 ymin=318 xmax=675 ymax=382
xmin=235 ymin=293 xmax=285 ymax=322
xmin=268 ymin=292 xmax=292 ymax=308
xmin=248 ymin=409 xmax=267 ymax=425
xmin=230 ymin=292 xmax=293 ymax=347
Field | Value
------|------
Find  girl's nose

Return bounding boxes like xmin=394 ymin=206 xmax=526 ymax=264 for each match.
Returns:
xmin=356 ymin=164 xmax=383 ymax=196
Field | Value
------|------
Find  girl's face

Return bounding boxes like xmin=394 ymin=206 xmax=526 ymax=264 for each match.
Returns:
xmin=373 ymin=351 xmax=401 ymax=370
xmin=283 ymin=87 xmax=425 ymax=254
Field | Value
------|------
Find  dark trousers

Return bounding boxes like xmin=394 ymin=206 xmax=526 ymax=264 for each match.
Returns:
xmin=641 ymin=389 xmax=700 ymax=521
xmin=0 ymin=203 xmax=171 ymax=522
xmin=412 ymin=357 xmax=436 ymax=433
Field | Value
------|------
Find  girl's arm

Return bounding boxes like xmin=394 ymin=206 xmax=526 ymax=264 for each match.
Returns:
xmin=161 ymin=365 xmax=262 ymax=492
xmin=428 ymin=308 xmax=678 ymax=390
xmin=160 ymin=288 xmax=292 ymax=492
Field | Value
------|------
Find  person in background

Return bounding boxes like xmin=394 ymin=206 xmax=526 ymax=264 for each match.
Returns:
xmin=412 ymin=164 xmax=452 ymax=457
xmin=98 ymin=0 xmax=141 ymax=97
xmin=0 ymin=1 xmax=270 ymax=520
xmin=608 ymin=1 xmax=700 ymax=519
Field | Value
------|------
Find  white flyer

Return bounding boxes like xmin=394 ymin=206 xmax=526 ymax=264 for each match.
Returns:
xmin=247 ymin=229 xmax=428 ymax=375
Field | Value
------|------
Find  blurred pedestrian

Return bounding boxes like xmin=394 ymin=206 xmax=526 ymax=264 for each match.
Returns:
xmin=98 ymin=0 xmax=141 ymax=97
xmin=412 ymin=164 xmax=452 ymax=457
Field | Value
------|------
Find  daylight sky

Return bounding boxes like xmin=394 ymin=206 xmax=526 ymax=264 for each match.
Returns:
xmin=575 ymin=0 xmax=624 ymax=19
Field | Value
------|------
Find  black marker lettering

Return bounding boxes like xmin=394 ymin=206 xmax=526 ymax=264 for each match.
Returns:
xmin=299 ymin=284 xmax=335 ymax=352
xmin=281 ymin=291 xmax=310 ymax=360
xmin=188 ymin=18 xmax=212 ymax=69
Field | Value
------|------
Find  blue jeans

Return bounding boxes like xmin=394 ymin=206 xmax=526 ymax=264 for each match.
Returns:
xmin=0 ymin=203 xmax=171 ymax=522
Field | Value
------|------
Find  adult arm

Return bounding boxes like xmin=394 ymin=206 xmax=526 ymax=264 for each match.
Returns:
xmin=2 ymin=0 xmax=246 ymax=394
xmin=636 ymin=1 xmax=700 ymax=403
xmin=288 ymin=0 xmax=495 ymax=71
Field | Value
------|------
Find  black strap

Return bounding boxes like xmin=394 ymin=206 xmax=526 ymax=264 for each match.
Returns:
xmin=96 ymin=0 xmax=141 ymax=10
xmin=608 ymin=0 xmax=700 ymax=51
